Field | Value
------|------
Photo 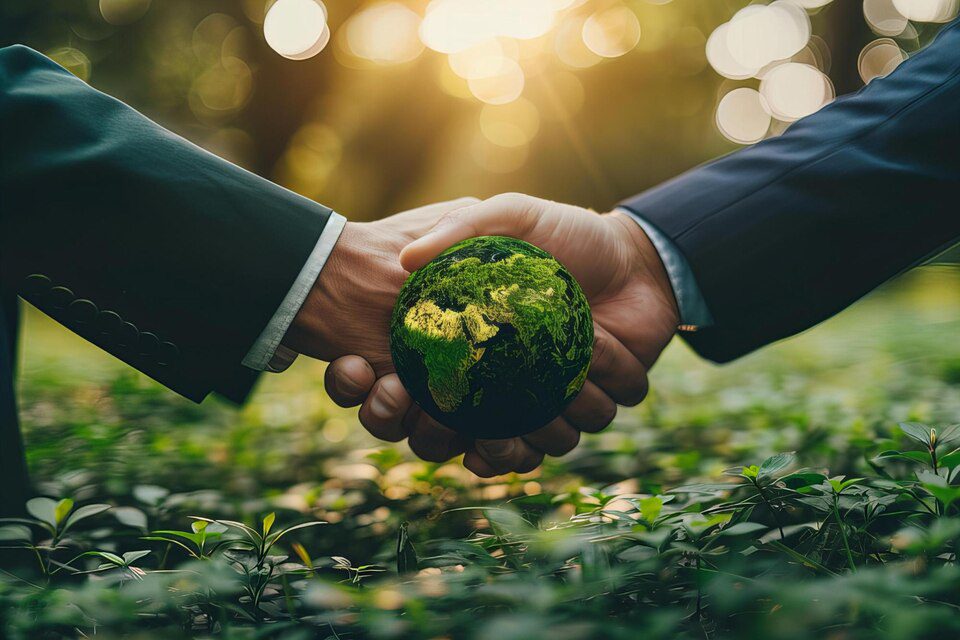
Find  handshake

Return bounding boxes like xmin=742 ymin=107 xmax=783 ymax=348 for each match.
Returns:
xmin=283 ymin=194 xmax=680 ymax=477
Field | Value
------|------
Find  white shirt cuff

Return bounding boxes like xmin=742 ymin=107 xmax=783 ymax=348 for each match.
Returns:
xmin=617 ymin=208 xmax=714 ymax=329
xmin=241 ymin=212 xmax=347 ymax=371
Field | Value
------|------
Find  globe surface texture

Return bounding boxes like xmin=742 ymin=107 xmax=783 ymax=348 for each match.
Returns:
xmin=390 ymin=236 xmax=593 ymax=439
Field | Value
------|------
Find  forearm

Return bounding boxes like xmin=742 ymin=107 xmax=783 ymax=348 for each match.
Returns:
xmin=621 ymin=19 xmax=960 ymax=362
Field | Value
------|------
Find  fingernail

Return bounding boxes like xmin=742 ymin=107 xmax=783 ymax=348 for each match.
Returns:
xmin=336 ymin=372 xmax=364 ymax=396
xmin=369 ymin=394 xmax=396 ymax=420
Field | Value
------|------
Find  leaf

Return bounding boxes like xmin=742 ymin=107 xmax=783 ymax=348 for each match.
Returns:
xmin=396 ymin=522 xmax=418 ymax=576
xmin=876 ymin=450 xmax=931 ymax=465
xmin=54 ymin=499 xmax=74 ymax=526
xmin=62 ymin=504 xmax=110 ymax=533
xmin=132 ymin=485 xmax=169 ymax=506
xmin=268 ymin=521 xmax=326 ymax=546
xmin=0 ymin=525 xmax=32 ymax=542
xmin=900 ymin=422 xmax=933 ymax=447
xmin=113 ymin=507 xmax=148 ymax=531
xmin=935 ymin=424 xmax=960 ymax=448
xmin=26 ymin=497 xmax=58 ymax=528
xmin=639 ymin=496 xmax=663 ymax=524
xmin=291 ymin=542 xmax=312 ymax=568
xmin=939 ymin=449 xmax=960 ymax=470
xmin=192 ymin=520 xmax=208 ymax=534
xmin=88 ymin=551 xmax=125 ymax=565
xmin=262 ymin=512 xmax=276 ymax=537
xmin=122 ymin=550 xmax=151 ymax=564
xmin=758 ymin=453 xmax=796 ymax=478
xmin=719 ymin=522 xmax=768 ymax=537
xmin=924 ymin=484 xmax=960 ymax=510
xmin=780 ymin=472 xmax=828 ymax=489
xmin=149 ymin=529 xmax=203 ymax=545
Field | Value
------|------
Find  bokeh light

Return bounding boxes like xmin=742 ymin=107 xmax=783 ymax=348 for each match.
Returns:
xmin=555 ymin=14 xmax=603 ymax=68
xmin=716 ymin=87 xmax=771 ymax=145
xmin=45 ymin=47 xmax=91 ymax=82
xmin=864 ymin=0 xmax=909 ymax=36
xmin=99 ymin=0 xmax=151 ymax=26
xmin=858 ymin=38 xmax=907 ymax=83
xmin=467 ymin=56 xmax=525 ymax=104
xmin=419 ymin=0 xmax=558 ymax=53
xmin=581 ymin=5 xmax=641 ymax=58
xmin=479 ymin=98 xmax=541 ymax=147
xmin=725 ymin=1 xmax=810 ymax=71
xmin=760 ymin=62 xmax=834 ymax=122
xmin=892 ymin=0 xmax=959 ymax=22
xmin=344 ymin=2 xmax=424 ymax=65
xmin=263 ymin=0 xmax=329 ymax=60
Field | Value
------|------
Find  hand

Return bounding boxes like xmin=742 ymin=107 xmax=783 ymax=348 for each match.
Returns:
xmin=324 ymin=193 xmax=680 ymax=476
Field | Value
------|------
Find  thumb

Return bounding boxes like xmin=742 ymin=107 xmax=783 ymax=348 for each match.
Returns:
xmin=399 ymin=193 xmax=543 ymax=272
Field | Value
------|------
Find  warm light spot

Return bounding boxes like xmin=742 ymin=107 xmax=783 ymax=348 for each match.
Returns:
xmin=99 ymin=0 xmax=151 ymax=26
xmin=190 ymin=57 xmax=252 ymax=113
xmin=760 ymin=62 xmax=834 ymax=122
xmin=192 ymin=13 xmax=239 ymax=65
xmin=790 ymin=0 xmax=834 ymax=7
xmin=725 ymin=1 xmax=810 ymax=71
xmin=466 ymin=56 xmax=525 ymax=104
xmin=864 ymin=0 xmax=909 ymax=36
xmin=448 ymin=39 xmax=516 ymax=79
xmin=470 ymin=133 xmax=529 ymax=172
xmin=264 ymin=0 xmax=329 ymax=60
xmin=322 ymin=418 xmax=348 ymax=443
xmin=582 ymin=5 xmax=641 ymax=58
xmin=344 ymin=2 xmax=424 ymax=64
xmin=419 ymin=0 xmax=559 ymax=54
xmin=554 ymin=14 xmax=602 ymax=68
xmin=716 ymin=87 xmax=771 ymax=145
xmin=892 ymin=0 xmax=959 ymax=22
xmin=523 ymin=481 xmax=542 ymax=496
xmin=705 ymin=22 xmax=758 ymax=79
xmin=373 ymin=589 xmax=404 ymax=610
xmin=479 ymin=98 xmax=540 ymax=147
xmin=858 ymin=38 xmax=907 ymax=83
xmin=531 ymin=70 xmax=585 ymax=121
xmin=46 ymin=47 xmax=91 ymax=82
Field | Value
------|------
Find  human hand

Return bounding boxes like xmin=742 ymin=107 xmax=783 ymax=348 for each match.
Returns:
xmin=325 ymin=193 xmax=680 ymax=476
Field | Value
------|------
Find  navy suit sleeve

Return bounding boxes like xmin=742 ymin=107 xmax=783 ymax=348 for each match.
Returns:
xmin=620 ymin=20 xmax=960 ymax=363
xmin=0 ymin=46 xmax=332 ymax=402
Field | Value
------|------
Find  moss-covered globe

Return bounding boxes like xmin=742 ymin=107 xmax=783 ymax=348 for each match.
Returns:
xmin=390 ymin=236 xmax=593 ymax=439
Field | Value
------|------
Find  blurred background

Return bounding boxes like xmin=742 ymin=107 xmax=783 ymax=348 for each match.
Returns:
xmin=2 ymin=0 xmax=959 ymax=552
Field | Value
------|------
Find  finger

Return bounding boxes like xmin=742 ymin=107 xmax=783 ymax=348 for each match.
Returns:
xmin=325 ymin=356 xmax=376 ymax=407
xmin=588 ymin=325 xmax=649 ymax=406
xmin=463 ymin=442 xmax=544 ymax=477
xmin=382 ymin=197 xmax=481 ymax=236
xmin=562 ymin=380 xmax=617 ymax=433
xmin=473 ymin=437 xmax=541 ymax=476
xmin=523 ymin=418 xmax=580 ymax=457
xmin=406 ymin=409 xmax=470 ymax=463
xmin=399 ymin=193 xmax=546 ymax=271
xmin=357 ymin=374 xmax=412 ymax=442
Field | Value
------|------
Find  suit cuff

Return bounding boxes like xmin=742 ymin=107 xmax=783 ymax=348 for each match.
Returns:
xmin=616 ymin=208 xmax=714 ymax=329
xmin=242 ymin=212 xmax=347 ymax=371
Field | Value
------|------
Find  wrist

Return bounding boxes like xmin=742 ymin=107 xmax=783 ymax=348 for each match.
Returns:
xmin=608 ymin=210 xmax=680 ymax=329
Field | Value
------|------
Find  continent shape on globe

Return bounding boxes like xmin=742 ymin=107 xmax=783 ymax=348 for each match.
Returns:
xmin=390 ymin=236 xmax=593 ymax=439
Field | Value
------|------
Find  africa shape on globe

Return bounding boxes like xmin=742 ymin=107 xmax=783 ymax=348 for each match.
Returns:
xmin=390 ymin=236 xmax=593 ymax=439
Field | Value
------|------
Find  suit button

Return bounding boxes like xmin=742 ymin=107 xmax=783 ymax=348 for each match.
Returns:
xmin=116 ymin=322 xmax=139 ymax=347
xmin=157 ymin=341 xmax=180 ymax=366
xmin=97 ymin=310 xmax=123 ymax=335
xmin=138 ymin=332 xmax=160 ymax=357
xmin=68 ymin=299 xmax=99 ymax=324
xmin=49 ymin=286 xmax=74 ymax=310
xmin=23 ymin=274 xmax=52 ymax=298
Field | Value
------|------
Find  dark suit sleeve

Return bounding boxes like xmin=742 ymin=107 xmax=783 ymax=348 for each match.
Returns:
xmin=0 ymin=45 xmax=333 ymax=402
xmin=620 ymin=20 xmax=960 ymax=363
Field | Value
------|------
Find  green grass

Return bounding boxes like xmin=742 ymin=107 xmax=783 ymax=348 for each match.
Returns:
xmin=2 ymin=266 xmax=959 ymax=639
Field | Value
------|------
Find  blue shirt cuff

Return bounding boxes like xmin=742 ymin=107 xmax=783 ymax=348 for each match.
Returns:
xmin=616 ymin=208 xmax=714 ymax=329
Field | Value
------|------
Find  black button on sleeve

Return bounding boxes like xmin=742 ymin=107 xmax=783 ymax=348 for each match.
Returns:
xmin=23 ymin=274 xmax=52 ymax=297
xmin=138 ymin=332 xmax=160 ymax=357
xmin=97 ymin=310 xmax=123 ymax=335
xmin=157 ymin=341 xmax=180 ymax=366
xmin=49 ymin=286 xmax=74 ymax=310
xmin=68 ymin=299 xmax=99 ymax=324
xmin=116 ymin=322 xmax=139 ymax=347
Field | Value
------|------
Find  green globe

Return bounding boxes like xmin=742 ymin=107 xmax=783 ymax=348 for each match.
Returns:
xmin=390 ymin=236 xmax=593 ymax=439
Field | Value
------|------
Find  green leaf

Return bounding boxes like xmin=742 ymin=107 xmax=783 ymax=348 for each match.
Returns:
xmin=900 ymin=422 xmax=933 ymax=447
xmin=875 ymin=450 xmax=932 ymax=465
xmin=262 ymin=512 xmax=276 ymax=537
xmin=0 ymin=525 xmax=32 ymax=542
xmin=268 ymin=521 xmax=325 ymax=546
xmin=62 ymin=504 xmax=110 ymax=533
xmin=396 ymin=522 xmax=418 ymax=576
xmin=719 ymin=522 xmax=768 ymax=537
xmin=192 ymin=520 xmax=208 ymax=534
xmin=122 ymin=550 xmax=151 ymax=565
xmin=54 ymin=499 xmax=74 ymax=526
xmin=26 ymin=497 xmax=58 ymax=528
xmin=780 ymin=472 xmax=828 ymax=489
xmin=113 ymin=507 xmax=148 ymax=531
xmin=639 ymin=496 xmax=663 ymax=523
xmin=939 ymin=449 xmax=960 ymax=470
xmin=132 ymin=485 xmax=169 ymax=506
xmin=758 ymin=453 xmax=796 ymax=478
xmin=741 ymin=465 xmax=759 ymax=479
xmin=924 ymin=483 xmax=960 ymax=509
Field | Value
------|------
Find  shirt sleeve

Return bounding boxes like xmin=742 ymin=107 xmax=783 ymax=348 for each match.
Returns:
xmin=242 ymin=212 xmax=347 ymax=371
xmin=616 ymin=208 xmax=714 ymax=329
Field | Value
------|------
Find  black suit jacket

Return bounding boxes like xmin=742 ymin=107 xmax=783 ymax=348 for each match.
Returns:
xmin=622 ymin=19 xmax=960 ymax=362
xmin=0 ymin=46 xmax=335 ymax=510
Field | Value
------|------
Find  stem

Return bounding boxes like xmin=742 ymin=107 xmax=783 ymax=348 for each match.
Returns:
xmin=753 ymin=480 xmax=785 ymax=539
xmin=832 ymin=496 xmax=856 ymax=571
